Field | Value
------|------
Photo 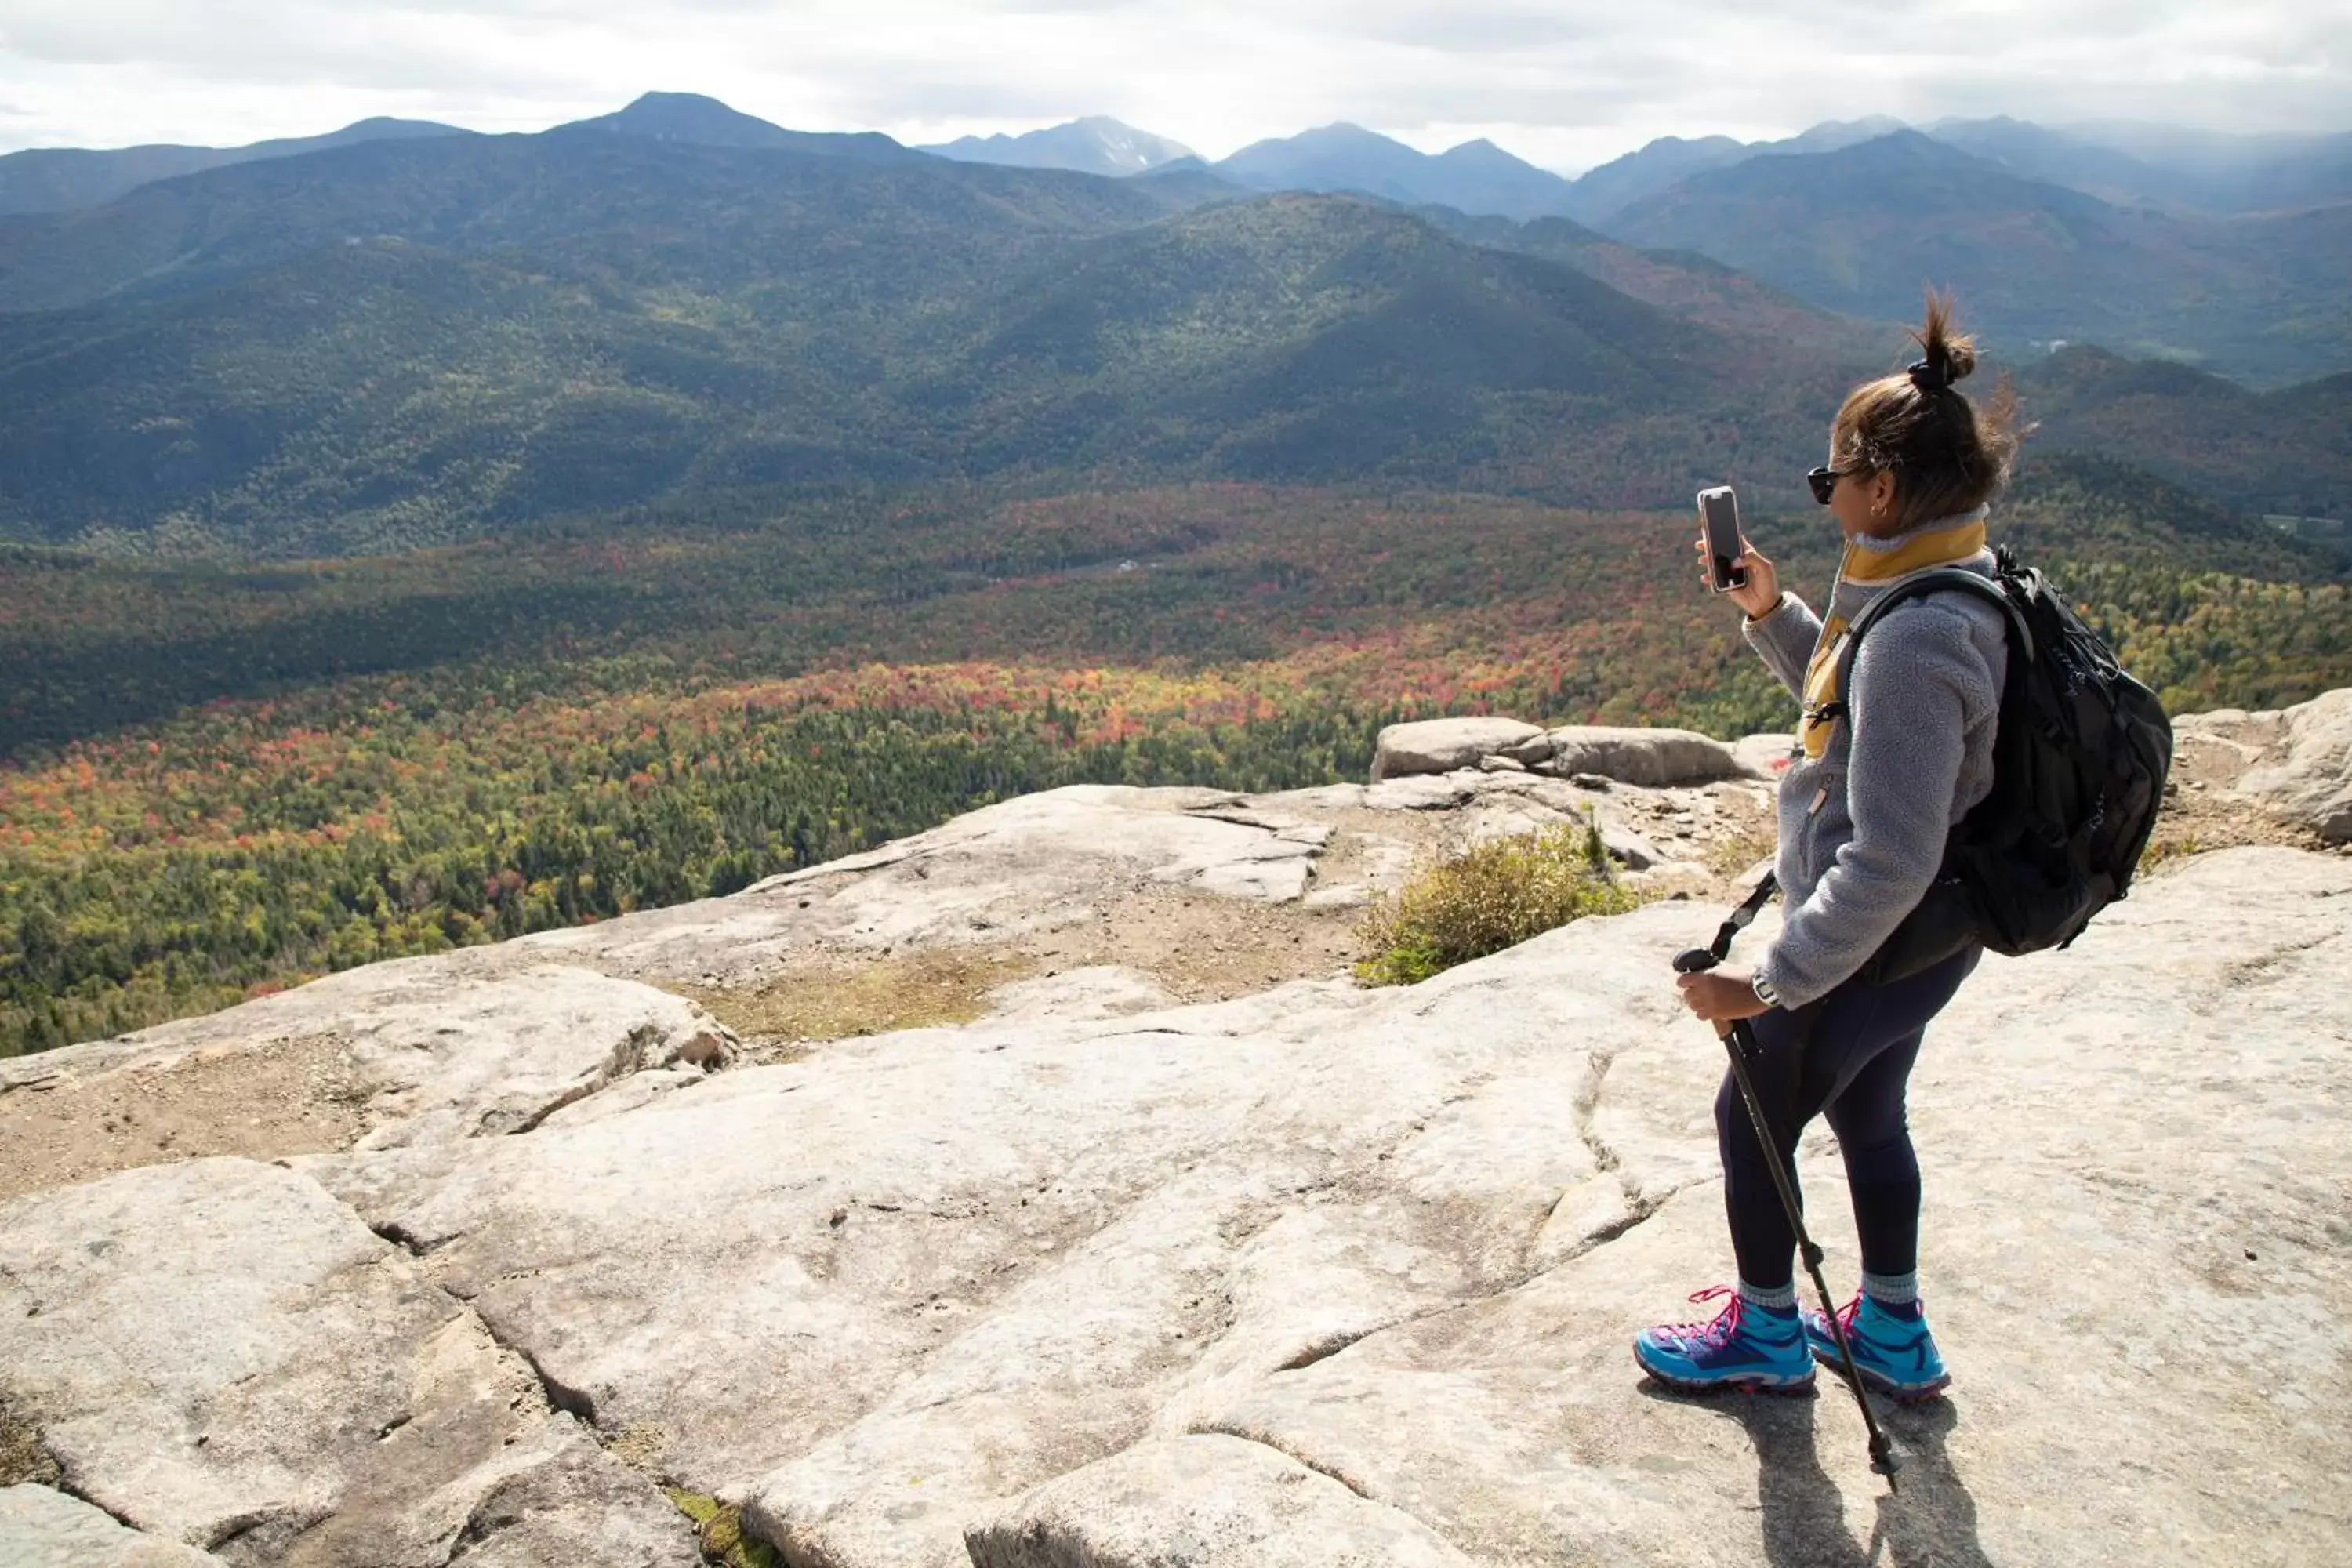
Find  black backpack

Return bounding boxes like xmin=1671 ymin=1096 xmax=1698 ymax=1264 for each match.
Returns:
xmin=1837 ymin=545 xmax=2175 ymax=984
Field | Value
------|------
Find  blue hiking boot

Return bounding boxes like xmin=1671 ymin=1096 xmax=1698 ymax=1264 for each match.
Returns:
xmin=1802 ymin=1294 xmax=1951 ymax=1403
xmin=1634 ymin=1286 xmax=1815 ymax=1395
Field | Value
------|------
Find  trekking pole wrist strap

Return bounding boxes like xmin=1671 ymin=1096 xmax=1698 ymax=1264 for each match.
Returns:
xmin=1710 ymin=872 xmax=1780 ymax=962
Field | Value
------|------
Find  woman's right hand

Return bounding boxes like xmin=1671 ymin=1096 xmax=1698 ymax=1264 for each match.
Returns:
xmin=1694 ymin=524 xmax=1781 ymax=619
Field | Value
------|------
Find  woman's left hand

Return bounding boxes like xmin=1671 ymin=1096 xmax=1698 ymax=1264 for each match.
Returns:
xmin=1676 ymin=968 xmax=1773 ymax=1023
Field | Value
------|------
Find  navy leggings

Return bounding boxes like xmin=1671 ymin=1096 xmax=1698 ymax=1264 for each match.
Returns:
xmin=1716 ymin=946 xmax=1981 ymax=1291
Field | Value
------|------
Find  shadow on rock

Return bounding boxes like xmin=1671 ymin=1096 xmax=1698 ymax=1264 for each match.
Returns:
xmin=1868 ymin=1396 xmax=1993 ymax=1568
xmin=1637 ymin=1382 xmax=1991 ymax=1567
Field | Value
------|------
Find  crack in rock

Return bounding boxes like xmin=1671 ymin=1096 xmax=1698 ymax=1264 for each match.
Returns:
xmin=1562 ymin=1043 xmax=1676 ymax=1264
xmin=55 ymin=1477 xmax=147 ymax=1535
xmin=1192 ymin=1426 xmax=1375 ymax=1502
xmin=206 ymin=1501 xmax=328 ymax=1558
xmin=1555 ymin=1192 xmax=1668 ymax=1263
xmin=507 ymin=1024 xmax=666 ymax=1136
xmin=1570 ymin=1047 xmax=1620 ymax=1175
xmin=1274 ymin=1326 xmax=1385 ymax=1373
xmin=361 ymin=1211 xmax=601 ymax=1430
xmin=2221 ymin=931 xmax=2338 ymax=989
xmin=368 ymin=1218 xmax=459 ymax=1261
xmin=1274 ymin=1179 xmax=1700 ymax=1380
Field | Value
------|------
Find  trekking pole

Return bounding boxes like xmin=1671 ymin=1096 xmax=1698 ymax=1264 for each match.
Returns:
xmin=1674 ymin=876 xmax=1901 ymax=1491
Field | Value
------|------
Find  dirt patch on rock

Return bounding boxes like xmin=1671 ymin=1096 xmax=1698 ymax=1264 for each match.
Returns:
xmin=0 ymin=1396 xmax=60 ymax=1487
xmin=1022 ymin=884 xmax=1367 ymax=1003
xmin=686 ymin=884 xmax=1371 ymax=1061
xmin=679 ymin=947 xmax=1047 ymax=1056
xmin=683 ymin=793 xmax=1785 ymax=1060
xmin=0 ymin=1033 xmax=367 ymax=1206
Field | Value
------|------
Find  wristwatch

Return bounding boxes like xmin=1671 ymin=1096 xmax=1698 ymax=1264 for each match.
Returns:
xmin=1751 ymin=973 xmax=1784 ymax=1010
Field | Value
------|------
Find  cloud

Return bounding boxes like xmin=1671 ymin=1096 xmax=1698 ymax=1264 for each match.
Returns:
xmin=0 ymin=0 xmax=2344 ymax=169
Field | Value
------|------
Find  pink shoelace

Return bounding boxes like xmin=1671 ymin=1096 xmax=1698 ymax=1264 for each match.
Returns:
xmin=1653 ymin=1284 xmax=1745 ymax=1347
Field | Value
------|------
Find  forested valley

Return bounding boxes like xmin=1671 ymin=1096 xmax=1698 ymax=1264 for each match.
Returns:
xmin=4 ymin=457 xmax=2346 ymax=1054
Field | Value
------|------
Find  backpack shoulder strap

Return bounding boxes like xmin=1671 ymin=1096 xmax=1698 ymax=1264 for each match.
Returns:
xmin=1807 ymin=568 xmax=2034 ymax=739
xmin=1842 ymin=567 xmax=2035 ymax=673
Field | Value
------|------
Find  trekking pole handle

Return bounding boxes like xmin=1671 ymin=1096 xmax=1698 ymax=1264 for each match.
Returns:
xmin=1672 ymin=949 xmax=1739 ymax=1039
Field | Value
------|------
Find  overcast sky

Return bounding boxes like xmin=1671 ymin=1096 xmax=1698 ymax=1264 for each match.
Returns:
xmin=1 ymin=1 xmax=2345 ymax=171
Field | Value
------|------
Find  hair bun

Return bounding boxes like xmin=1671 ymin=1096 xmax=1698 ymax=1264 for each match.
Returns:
xmin=1907 ymin=356 xmax=1954 ymax=392
xmin=1830 ymin=289 xmax=2020 ymax=527
xmin=1909 ymin=291 xmax=1978 ymax=388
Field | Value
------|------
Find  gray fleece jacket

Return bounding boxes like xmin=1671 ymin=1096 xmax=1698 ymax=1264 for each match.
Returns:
xmin=1741 ymin=514 xmax=2009 ymax=1009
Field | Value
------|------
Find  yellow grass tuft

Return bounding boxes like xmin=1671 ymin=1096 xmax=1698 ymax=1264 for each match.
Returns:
xmin=1355 ymin=818 xmax=1643 ymax=986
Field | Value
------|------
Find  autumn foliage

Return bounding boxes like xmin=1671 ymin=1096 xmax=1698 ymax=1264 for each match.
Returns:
xmin=2 ymin=470 xmax=2346 ymax=1054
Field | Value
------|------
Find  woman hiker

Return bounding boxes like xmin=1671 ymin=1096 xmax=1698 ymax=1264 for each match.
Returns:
xmin=1632 ymin=295 xmax=2021 ymax=1402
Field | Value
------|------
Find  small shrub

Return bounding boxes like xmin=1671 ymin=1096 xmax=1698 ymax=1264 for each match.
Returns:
xmin=1354 ymin=818 xmax=1642 ymax=985
xmin=666 ymin=1491 xmax=780 ymax=1568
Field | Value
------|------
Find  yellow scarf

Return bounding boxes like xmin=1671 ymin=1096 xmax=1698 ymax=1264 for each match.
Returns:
xmin=1797 ymin=516 xmax=1989 ymax=760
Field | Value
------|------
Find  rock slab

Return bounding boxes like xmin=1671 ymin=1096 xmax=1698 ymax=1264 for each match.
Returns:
xmin=1370 ymin=719 xmax=1544 ymax=782
xmin=1512 ymin=724 xmax=1740 ymax=786
xmin=2234 ymin=688 xmax=2352 ymax=840
xmin=964 ymin=1434 xmax=1474 ymax=1566
xmin=3 ymin=752 xmax=2349 ymax=1568
xmin=0 ymin=1160 xmax=696 ymax=1566
xmin=0 ymin=1484 xmax=224 ymax=1566
xmin=407 ymin=852 xmax=2352 ymax=1562
xmin=0 ymin=964 xmax=737 ymax=1155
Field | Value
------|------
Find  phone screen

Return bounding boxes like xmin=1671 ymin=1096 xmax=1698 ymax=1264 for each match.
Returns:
xmin=1697 ymin=486 xmax=1747 ymax=592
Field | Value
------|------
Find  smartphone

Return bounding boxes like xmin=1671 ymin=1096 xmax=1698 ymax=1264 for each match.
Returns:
xmin=1697 ymin=485 xmax=1748 ymax=593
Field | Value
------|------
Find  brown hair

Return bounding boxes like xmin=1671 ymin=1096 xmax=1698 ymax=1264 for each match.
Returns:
xmin=1831 ymin=292 xmax=2023 ymax=528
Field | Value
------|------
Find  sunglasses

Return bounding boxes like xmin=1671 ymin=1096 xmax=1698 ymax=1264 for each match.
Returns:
xmin=1806 ymin=464 xmax=1864 ymax=505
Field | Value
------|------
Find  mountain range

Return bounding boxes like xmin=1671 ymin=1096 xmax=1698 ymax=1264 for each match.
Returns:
xmin=0 ymin=117 xmax=470 ymax=216
xmin=1602 ymin=129 xmax=2352 ymax=384
xmin=1565 ymin=118 xmax=2352 ymax=225
xmin=0 ymin=91 xmax=2344 ymax=557
xmin=923 ymin=116 xmax=1199 ymax=177
xmin=6 ymin=95 xmax=2343 ymax=384
xmin=17 ymin=102 xmax=2347 ymax=223
xmin=0 ymin=136 xmax=1830 ymax=554
xmin=1210 ymin=122 xmax=1582 ymax=222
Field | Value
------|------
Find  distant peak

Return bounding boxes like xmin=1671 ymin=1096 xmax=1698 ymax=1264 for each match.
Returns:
xmin=1635 ymin=134 xmax=1744 ymax=154
xmin=335 ymin=116 xmax=459 ymax=134
xmin=917 ymin=116 xmax=1196 ymax=174
xmin=622 ymin=91 xmax=734 ymax=112
xmin=557 ymin=92 xmax=817 ymax=151
xmin=298 ymin=118 xmax=471 ymax=150
xmin=601 ymin=92 xmax=778 ymax=130
xmin=1766 ymin=125 xmax=1955 ymax=163
xmin=1438 ymin=138 xmax=1533 ymax=166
